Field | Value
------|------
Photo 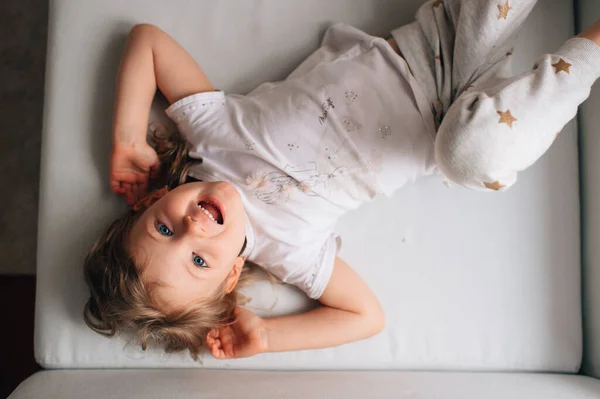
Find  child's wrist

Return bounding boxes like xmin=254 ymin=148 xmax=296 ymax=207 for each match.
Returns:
xmin=113 ymin=127 xmax=146 ymax=147
xmin=262 ymin=318 xmax=274 ymax=353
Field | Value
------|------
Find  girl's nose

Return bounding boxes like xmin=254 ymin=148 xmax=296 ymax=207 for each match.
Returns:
xmin=184 ymin=215 xmax=207 ymax=236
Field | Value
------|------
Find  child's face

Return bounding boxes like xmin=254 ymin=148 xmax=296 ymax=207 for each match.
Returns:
xmin=127 ymin=181 xmax=247 ymax=311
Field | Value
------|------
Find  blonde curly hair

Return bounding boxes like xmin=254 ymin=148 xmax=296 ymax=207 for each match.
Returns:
xmin=83 ymin=125 xmax=251 ymax=360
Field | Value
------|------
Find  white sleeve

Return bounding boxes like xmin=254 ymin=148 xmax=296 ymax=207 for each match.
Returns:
xmin=263 ymin=233 xmax=342 ymax=300
xmin=164 ymin=90 xmax=278 ymax=172
xmin=164 ymin=91 xmax=229 ymax=152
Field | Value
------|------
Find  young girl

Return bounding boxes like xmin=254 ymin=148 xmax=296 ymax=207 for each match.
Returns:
xmin=84 ymin=0 xmax=600 ymax=360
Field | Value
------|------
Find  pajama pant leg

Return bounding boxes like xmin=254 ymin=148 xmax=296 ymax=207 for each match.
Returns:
xmin=391 ymin=0 xmax=600 ymax=191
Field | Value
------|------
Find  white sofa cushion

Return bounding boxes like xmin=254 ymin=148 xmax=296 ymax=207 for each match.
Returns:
xmin=10 ymin=371 xmax=600 ymax=399
xmin=36 ymin=0 xmax=582 ymax=371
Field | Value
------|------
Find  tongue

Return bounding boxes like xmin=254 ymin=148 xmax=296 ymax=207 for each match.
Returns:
xmin=200 ymin=202 xmax=222 ymax=224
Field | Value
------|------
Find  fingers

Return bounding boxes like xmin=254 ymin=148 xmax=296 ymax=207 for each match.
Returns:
xmin=206 ymin=329 xmax=226 ymax=359
xmin=123 ymin=183 xmax=152 ymax=206
xmin=150 ymin=160 xmax=161 ymax=180
xmin=130 ymin=182 xmax=147 ymax=204
xmin=130 ymin=185 xmax=142 ymax=205
xmin=111 ymin=172 xmax=152 ymax=205
xmin=111 ymin=180 xmax=145 ymax=205
xmin=209 ymin=343 xmax=225 ymax=359
xmin=138 ymin=181 xmax=149 ymax=199
xmin=207 ymin=328 xmax=219 ymax=339
xmin=111 ymin=145 xmax=160 ymax=204
xmin=110 ymin=179 xmax=126 ymax=195
xmin=124 ymin=183 xmax=136 ymax=205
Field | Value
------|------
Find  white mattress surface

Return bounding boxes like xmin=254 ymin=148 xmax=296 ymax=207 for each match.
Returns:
xmin=36 ymin=0 xmax=582 ymax=370
xmin=10 ymin=371 xmax=600 ymax=399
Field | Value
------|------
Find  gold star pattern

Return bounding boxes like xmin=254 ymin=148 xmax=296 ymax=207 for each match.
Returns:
xmin=552 ymin=58 xmax=572 ymax=74
xmin=484 ymin=180 xmax=505 ymax=191
xmin=497 ymin=1 xmax=512 ymax=20
xmin=497 ymin=110 xmax=517 ymax=128
xmin=433 ymin=0 xmax=443 ymax=8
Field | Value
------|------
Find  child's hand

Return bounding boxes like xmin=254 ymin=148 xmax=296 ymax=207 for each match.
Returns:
xmin=206 ymin=307 xmax=269 ymax=359
xmin=110 ymin=140 xmax=160 ymax=205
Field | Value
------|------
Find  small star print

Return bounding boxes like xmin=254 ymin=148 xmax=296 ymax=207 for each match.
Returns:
xmin=552 ymin=58 xmax=572 ymax=74
xmin=497 ymin=0 xmax=512 ymax=20
xmin=345 ymin=90 xmax=358 ymax=102
xmin=484 ymin=180 xmax=505 ymax=191
xmin=379 ymin=125 xmax=392 ymax=139
xmin=342 ymin=118 xmax=362 ymax=133
xmin=433 ymin=0 xmax=443 ymax=8
xmin=497 ymin=110 xmax=517 ymax=128
xmin=245 ymin=141 xmax=256 ymax=151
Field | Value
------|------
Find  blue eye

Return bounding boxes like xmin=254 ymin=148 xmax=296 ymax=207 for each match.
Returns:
xmin=156 ymin=222 xmax=173 ymax=236
xmin=193 ymin=254 xmax=207 ymax=268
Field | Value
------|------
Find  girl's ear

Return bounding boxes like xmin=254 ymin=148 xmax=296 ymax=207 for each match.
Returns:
xmin=133 ymin=186 xmax=169 ymax=212
xmin=224 ymin=257 xmax=245 ymax=294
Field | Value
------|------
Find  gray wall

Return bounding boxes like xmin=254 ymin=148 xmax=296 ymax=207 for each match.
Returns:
xmin=579 ymin=0 xmax=600 ymax=378
xmin=0 ymin=0 xmax=47 ymax=275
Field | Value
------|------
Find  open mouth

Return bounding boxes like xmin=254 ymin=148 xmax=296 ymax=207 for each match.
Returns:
xmin=197 ymin=200 xmax=224 ymax=225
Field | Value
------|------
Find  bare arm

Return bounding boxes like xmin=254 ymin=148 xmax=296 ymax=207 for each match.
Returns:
xmin=264 ymin=257 xmax=385 ymax=352
xmin=110 ymin=24 xmax=213 ymax=203
xmin=207 ymin=257 xmax=385 ymax=358
xmin=113 ymin=23 xmax=213 ymax=144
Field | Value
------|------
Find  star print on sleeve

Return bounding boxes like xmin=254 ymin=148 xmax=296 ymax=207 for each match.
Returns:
xmin=484 ymin=180 xmax=505 ymax=191
xmin=497 ymin=1 xmax=512 ymax=20
xmin=552 ymin=58 xmax=572 ymax=74
xmin=497 ymin=110 xmax=517 ymax=128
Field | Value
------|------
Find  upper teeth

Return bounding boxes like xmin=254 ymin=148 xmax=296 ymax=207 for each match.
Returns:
xmin=198 ymin=203 xmax=218 ymax=224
